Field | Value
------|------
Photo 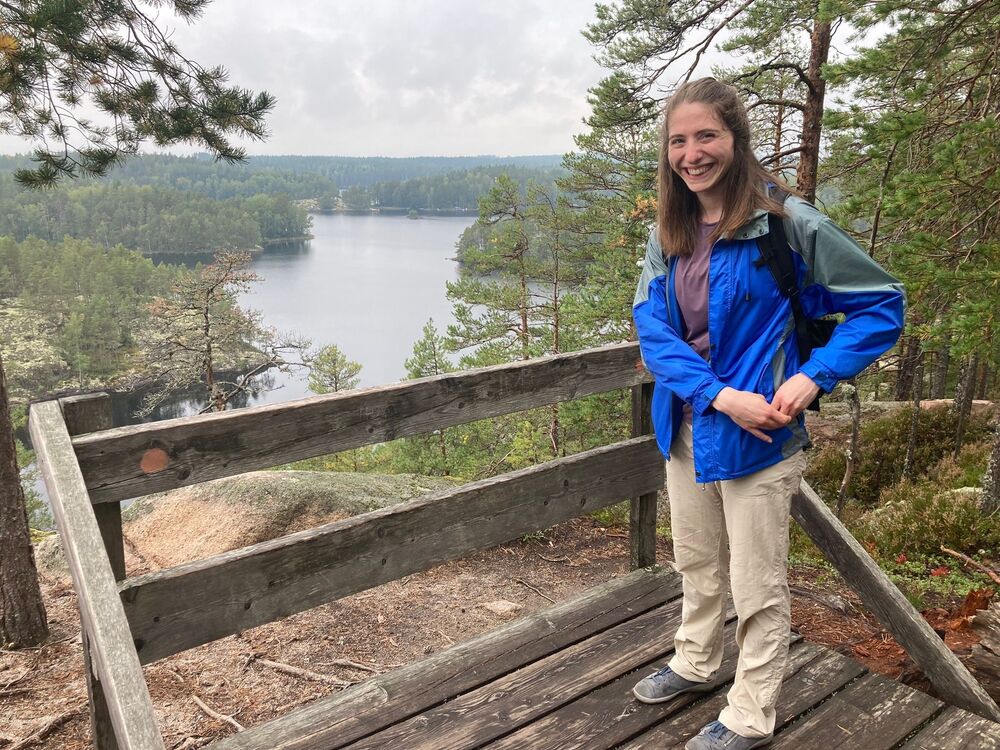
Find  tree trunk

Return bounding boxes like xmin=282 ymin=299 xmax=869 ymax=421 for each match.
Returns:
xmin=0 ymin=355 xmax=48 ymax=647
xmin=953 ymin=353 xmax=979 ymax=457
xmin=796 ymin=18 xmax=832 ymax=202
xmin=903 ymin=353 xmax=924 ymax=481
xmin=983 ymin=416 xmax=1000 ymax=516
xmin=837 ymin=379 xmax=860 ymax=518
xmin=931 ymin=335 xmax=950 ymax=399
xmin=894 ymin=335 xmax=920 ymax=402
xmin=977 ymin=361 xmax=990 ymax=401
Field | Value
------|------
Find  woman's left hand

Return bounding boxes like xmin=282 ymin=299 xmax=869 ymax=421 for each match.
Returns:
xmin=771 ymin=373 xmax=821 ymax=418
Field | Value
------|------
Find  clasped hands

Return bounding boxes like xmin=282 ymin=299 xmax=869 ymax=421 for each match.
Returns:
xmin=711 ymin=373 xmax=820 ymax=443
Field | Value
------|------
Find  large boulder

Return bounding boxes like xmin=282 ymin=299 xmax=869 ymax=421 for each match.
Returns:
xmin=35 ymin=471 xmax=458 ymax=578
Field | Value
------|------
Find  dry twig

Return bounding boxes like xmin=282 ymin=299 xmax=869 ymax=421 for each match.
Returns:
xmin=317 ymin=658 xmax=379 ymax=674
xmin=940 ymin=545 xmax=1000 ymax=585
xmin=536 ymin=553 xmax=571 ymax=564
xmin=191 ymin=694 xmax=244 ymax=733
xmin=514 ymin=577 xmax=556 ymax=603
xmin=255 ymin=657 xmax=351 ymax=686
xmin=9 ymin=703 xmax=84 ymax=750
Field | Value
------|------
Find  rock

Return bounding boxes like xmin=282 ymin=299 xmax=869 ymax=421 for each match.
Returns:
xmin=971 ymin=601 xmax=1000 ymax=703
xmin=481 ymin=600 xmax=523 ymax=617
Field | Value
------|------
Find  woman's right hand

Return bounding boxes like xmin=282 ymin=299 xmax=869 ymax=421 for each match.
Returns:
xmin=711 ymin=387 xmax=792 ymax=443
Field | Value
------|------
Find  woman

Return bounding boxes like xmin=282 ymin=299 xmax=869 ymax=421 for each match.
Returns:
xmin=630 ymin=78 xmax=904 ymax=750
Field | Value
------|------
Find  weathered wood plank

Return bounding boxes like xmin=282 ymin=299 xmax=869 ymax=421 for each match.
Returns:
xmin=630 ymin=381 xmax=657 ymax=570
xmin=61 ymin=394 xmax=123 ymax=750
xmin=207 ymin=567 xmax=681 ymax=750
xmin=792 ymin=480 xmax=1000 ymax=722
xmin=29 ymin=400 xmax=163 ymax=750
xmin=74 ymin=342 xmax=648 ymax=504
xmin=62 ymin=394 xmax=124 ymax=577
xmin=343 ymin=597 xmax=695 ymax=750
xmin=484 ymin=622 xmax=744 ymax=750
xmin=617 ymin=641 xmax=864 ymax=750
xmin=770 ymin=672 xmax=941 ymax=749
xmin=900 ymin=706 xmax=1000 ymax=749
xmin=123 ymin=436 xmax=663 ymax=664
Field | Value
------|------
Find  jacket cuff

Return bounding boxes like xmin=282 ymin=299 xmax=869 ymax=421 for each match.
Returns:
xmin=692 ymin=379 xmax=727 ymax=416
xmin=800 ymin=359 xmax=838 ymax=393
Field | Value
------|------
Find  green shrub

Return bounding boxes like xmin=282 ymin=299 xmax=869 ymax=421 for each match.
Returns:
xmin=805 ymin=406 xmax=992 ymax=506
xmin=854 ymin=483 xmax=998 ymax=558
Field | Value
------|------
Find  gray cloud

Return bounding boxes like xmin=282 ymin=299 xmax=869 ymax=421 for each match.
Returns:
xmin=0 ymin=1 xmax=604 ymax=157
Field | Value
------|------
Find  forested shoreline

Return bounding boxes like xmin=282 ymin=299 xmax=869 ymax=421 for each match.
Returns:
xmin=3 ymin=0 xmax=999 ymax=622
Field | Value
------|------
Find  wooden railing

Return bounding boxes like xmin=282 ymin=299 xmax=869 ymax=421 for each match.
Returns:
xmin=30 ymin=343 xmax=662 ymax=749
xmin=30 ymin=341 xmax=1000 ymax=749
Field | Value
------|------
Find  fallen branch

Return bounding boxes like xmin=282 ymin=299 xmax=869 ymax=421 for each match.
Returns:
xmin=191 ymin=695 xmax=244 ymax=733
xmin=256 ymin=658 xmax=351 ymax=686
xmin=317 ymin=658 xmax=379 ymax=674
xmin=940 ymin=546 xmax=1000 ymax=586
xmin=514 ymin=577 xmax=556 ymax=603
xmin=536 ymin=553 xmax=571 ymax=564
xmin=9 ymin=703 xmax=84 ymax=750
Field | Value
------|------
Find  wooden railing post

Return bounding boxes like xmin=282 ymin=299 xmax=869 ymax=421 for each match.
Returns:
xmin=30 ymin=399 xmax=163 ymax=750
xmin=60 ymin=393 xmax=123 ymax=750
xmin=792 ymin=480 xmax=1000 ymax=722
xmin=630 ymin=381 xmax=657 ymax=569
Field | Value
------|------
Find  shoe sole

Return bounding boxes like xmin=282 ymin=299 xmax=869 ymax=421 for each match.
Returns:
xmin=632 ymin=680 xmax=717 ymax=705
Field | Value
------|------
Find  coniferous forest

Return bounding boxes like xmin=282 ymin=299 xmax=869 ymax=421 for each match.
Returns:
xmin=2 ymin=0 xmax=999 ymax=652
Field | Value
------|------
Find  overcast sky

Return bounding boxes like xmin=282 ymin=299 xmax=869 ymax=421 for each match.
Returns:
xmin=0 ymin=0 xmax=607 ymax=158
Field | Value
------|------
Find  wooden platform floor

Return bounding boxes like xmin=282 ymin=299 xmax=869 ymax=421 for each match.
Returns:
xmin=209 ymin=567 xmax=1000 ymax=750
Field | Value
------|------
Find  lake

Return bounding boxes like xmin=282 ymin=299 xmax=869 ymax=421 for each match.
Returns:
xmin=241 ymin=213 xmax=473 ymax=401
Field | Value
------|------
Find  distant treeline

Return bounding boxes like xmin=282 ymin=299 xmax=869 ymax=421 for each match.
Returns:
xmin=366 ymin=165 xmax=563 ymax=211
xmin=0 ymin=154 xmax=566 ymax=213
xmin=246 ymin=154 xmax=564 ymax=189
xmin=0 ymin=176 xmax=310 ymax=254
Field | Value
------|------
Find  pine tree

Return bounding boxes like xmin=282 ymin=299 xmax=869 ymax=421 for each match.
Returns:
xmin=309 ymin=345 xmax=362 ymax=394
xmin=0 ymin=0 xmax=274 ymax=648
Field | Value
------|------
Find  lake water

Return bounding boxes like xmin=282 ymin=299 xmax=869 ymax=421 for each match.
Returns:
xmin=242 ymin=213 xmax=473 ymax=401
xmin=28 ymin=213 xmax=473 ymax=505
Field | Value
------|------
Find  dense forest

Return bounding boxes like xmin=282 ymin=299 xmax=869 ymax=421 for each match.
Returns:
xmin=4 ymin=0 xmax=999 ymax=605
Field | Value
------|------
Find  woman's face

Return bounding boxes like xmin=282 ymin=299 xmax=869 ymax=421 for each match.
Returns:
xmin=666 ymin=102 xmax=734 ymax=207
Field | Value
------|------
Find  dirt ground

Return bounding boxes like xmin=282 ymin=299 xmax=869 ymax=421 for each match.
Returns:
xmin=1 ymin=513 xmax=991 ymax=750
xmin=1 ymin=402 xmax=995 ymax=748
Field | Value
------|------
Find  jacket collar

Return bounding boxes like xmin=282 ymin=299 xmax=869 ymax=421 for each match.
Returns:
xmin=733 ymin=208 xmax=770 ymax=241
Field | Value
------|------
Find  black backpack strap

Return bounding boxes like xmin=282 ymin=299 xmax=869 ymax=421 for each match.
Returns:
xmin=756 ymin=201 xmax=810 ymax=365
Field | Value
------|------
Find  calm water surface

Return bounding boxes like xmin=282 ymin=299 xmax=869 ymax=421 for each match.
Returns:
xmin=243 ymin=213 xmax=472 ymax=402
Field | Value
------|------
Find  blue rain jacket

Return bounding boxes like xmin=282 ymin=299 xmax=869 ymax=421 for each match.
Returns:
xmin=633 ymin=195 xmax=905 ymax=482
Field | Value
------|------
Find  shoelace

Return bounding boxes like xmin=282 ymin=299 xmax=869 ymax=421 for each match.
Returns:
xmin=704 ymin=721 xmax=729 ymax=740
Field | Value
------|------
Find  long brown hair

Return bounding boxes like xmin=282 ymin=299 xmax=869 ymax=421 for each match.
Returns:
xmin=657 ymin=78 xmax=790 ymax=257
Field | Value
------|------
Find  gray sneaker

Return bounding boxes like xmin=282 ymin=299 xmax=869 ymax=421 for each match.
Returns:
xmin=632 ymin=665 xmax=717 ymax=704
xmin=685 ymin=720 xmax=772 ymax=749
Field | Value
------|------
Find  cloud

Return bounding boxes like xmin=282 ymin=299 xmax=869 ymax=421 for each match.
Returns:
xmin=0 ymin=0 xmax=603 ymax=158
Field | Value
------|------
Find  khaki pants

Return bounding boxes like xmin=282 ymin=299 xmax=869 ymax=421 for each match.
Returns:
xmin=666 ymin=423 xmax=806 ymax=738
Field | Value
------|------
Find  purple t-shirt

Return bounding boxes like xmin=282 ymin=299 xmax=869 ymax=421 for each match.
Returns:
xmin=675 ymin=222 xmax=717 ymax=422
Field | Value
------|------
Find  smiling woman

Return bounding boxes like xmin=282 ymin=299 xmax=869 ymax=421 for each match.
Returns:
xmin=630 ymin=77 xmax=905 ymax=750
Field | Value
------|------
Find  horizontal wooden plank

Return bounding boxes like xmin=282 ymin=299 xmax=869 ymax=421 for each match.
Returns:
xmin=900 ymin=706 xmax=1000 ymax=749
xmin=617 ymin=640 xmax=863 ymax=750
xmin=771 ymin=672 xmax=941 ymax=749
xmin=792 ymin=481 xmax=1000 ymax=722
xmin=122 ymin=436 xmax=664 ymax=663
xmin=345 ymin=595 xmax=691 ymax=750
xmin=208 ymin=567 xmax=682 ymax=750
xmin=484 ymin=620 xmax=744 ymax=750
xmin=75 ymin=342 xmax=648 ymax=503
xmin=29 ymin=401 xmax=164 ymax=750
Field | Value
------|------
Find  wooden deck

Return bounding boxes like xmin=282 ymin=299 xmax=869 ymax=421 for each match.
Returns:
xmin=205 ymin=567 xmax=1000 ymax=750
